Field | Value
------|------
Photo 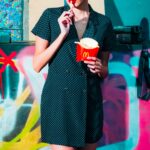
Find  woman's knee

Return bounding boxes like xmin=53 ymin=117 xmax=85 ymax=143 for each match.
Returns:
xmin=77 ymin=142 xmax=97 ymax=150
xmin=50 ymin=144 xmax=77 ymax=150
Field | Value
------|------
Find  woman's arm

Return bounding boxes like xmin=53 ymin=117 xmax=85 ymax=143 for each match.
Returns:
xmin=33 ymin=10 xmax=74 ymax=73
xmin=33 ymin=33 xmax=66 ymax=73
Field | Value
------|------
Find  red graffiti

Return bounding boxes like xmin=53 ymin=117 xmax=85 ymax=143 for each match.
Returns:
xmin=0 ymin=48 xmax=18 ymax=73
xmin=0 ymin=48 xmax=18 ymax=99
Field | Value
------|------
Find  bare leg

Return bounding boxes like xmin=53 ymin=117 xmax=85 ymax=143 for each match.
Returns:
xmin=77 ymin=142 xmax=97 ymax=150
xmin=50 ymin=144 xmax=77 ymax=150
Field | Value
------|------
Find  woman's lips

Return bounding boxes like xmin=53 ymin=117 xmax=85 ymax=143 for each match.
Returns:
xmin=68 ymin=0 xmax=76 ymax=5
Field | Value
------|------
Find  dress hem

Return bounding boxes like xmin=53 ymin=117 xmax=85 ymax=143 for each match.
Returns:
xmin=40 ymin=133 xmax=103 ymax=148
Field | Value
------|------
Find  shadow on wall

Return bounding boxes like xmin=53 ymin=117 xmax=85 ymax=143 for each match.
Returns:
xmin=136 ymin=18 xmax=150 ymax=101
xmin=140 ymin=17 xmax=150 ymax=46
xmin=105 ymin=0 xmax=150 ymax=39
xmin=104 ymin=0 xmax=123 ymax=26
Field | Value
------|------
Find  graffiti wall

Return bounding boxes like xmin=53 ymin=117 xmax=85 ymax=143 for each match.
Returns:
xmin=0 ymin=43 xmax=150 ymax=150
xmin=0 ymin=0 xmax=23 ymax=41
xmin=0 ymin=0 xmax=150 ymax=149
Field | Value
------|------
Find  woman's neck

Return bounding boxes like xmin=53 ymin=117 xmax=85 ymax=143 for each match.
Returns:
xmin=73 ymin=2 xmax=89 ymax=21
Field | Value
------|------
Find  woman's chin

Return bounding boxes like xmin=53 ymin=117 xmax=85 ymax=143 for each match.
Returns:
xmin=73 ymin=3 xmax=81 ymax=8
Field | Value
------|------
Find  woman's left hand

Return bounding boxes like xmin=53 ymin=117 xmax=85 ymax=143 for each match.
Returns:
xmin=83 ymin=57 xmax=108 ymax=78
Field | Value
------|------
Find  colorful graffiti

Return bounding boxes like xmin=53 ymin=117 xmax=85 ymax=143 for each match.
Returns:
xmin=0 ymin=0 xmax=149 ymax=149
xmin=0 ymin=0 xmax=23 ymax=41
xmin=0 ymin=44 xmax=149 ymax=150
xmin=0 ymin=46 xmax=48 ymax=150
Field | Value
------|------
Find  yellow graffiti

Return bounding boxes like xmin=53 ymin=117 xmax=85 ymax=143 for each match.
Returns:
xmin=0 ymin=86 xmax=48 ymax=150
xmin=0 ymin=106 xmax=4 ymax=116
xmin=0 ymin=58 xmax=16 ymax=65
xmin=15 ymin=86 xmax=31 ymax=108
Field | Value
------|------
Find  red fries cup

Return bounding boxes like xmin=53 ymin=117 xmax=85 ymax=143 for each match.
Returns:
xmin=75 ymin=38 xmax=100 ymax=62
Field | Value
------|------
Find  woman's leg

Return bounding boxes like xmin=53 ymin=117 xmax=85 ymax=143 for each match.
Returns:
xmin=77 ymin=142 xmax=97 ymax=150
xmin=50 ymin=144 xmax=77 ymax=150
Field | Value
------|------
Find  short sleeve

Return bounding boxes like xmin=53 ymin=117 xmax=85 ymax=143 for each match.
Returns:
xmin=102 ymin=20 xmax=116 ymax=52
xmin=31 ymin=8 xmax=51 ymax=42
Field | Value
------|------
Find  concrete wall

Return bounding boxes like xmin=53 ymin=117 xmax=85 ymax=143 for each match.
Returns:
xmin=29 ymin=0 xmax=64 ymax=41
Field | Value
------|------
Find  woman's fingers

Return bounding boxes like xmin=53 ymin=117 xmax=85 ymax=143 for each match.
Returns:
xmin=89 ymin=68 xmax=100 ymax=74
xmin=86 ymin=57 xmax=97 ymax=61
xmin=83 ymin=57 xmax=103 ymax=74
xmin=84 ymin=57 xmax=101 ymax=64
xmin=67 ymin=9 xmax=74 ymax=18
xmin=59 ymin=11 xmax=74 ymax=26
xmin=58 ymin=9 xmax=74 ymax=35
xmin=62 ymin=16 xmax=72 ymax=25
xmin=62 ymin=11 xmax=73 ymax=17
xmin=83 ymin=57 xmax=108 ymax=78
xmin=84 ymin=58 xmax=102 ymax=68
xmin=87 ymin=64 xmax=101 ymax=70
xmin=84 ymin=60 xmax=102 ymax=67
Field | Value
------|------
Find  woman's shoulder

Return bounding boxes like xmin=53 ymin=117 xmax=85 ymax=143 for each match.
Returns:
xmin=94 ymin=11 xmax=112 ymax=24
xmin=43 ymin=6 xmax=64 ymax=15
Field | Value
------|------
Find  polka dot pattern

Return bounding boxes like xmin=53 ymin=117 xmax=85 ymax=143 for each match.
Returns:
xmin=31 ymin=4 xmax=115 ymax=148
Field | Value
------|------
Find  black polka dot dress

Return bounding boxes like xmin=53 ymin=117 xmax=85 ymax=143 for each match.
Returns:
xmin=31 ymin=4 xmax=115 ymax=148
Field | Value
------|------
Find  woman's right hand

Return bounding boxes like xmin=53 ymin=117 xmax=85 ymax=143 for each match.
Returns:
xmin=58 ymin=10 xmax=74 ymax=36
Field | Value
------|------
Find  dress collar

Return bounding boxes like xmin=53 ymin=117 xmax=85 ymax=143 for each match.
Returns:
xmin=63 ymin=4 xmax=99 ymax=26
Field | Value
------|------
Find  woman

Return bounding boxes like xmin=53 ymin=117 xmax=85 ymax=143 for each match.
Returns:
xmin=31 ymin=0 xmax=115 ymax=150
